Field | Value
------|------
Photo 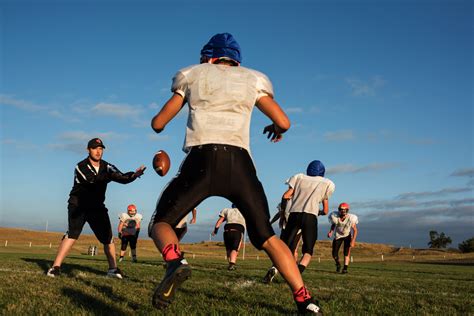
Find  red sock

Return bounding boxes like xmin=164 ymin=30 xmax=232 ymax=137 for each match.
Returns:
xmin=162 ymin=244 xmax=181 ymax=262
xmin=293 ymin=286 xmax=311 ymax=303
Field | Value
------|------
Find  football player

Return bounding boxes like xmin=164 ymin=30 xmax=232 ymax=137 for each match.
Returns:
xmin=118 ymin=204 xmax=143 ymax=263
xmin=328 ymin=202 xmax=359 ymax=274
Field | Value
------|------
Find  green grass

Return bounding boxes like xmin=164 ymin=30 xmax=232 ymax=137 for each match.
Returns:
xmin=0 ymin=251 xmax=472 ymax=315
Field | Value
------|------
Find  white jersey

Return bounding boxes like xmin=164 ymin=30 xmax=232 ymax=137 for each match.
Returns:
xmin=172 ymin=63 xmax=273 ymax=153
xmin=119 ymin=213 xmax=143 ymax=236
xmin=219 ymin=208 xmax=246 ymax=228
xmin=286 ymin=173 xmax=335 ymax=216
xmin=329 ymin=212 xmax=359 ymax=239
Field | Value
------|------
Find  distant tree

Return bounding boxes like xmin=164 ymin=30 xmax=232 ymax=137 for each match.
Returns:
xmin=458 ymin=237 xmax=474 ymax=253
xmin=428 ymin=230 xmax=452 ymax=248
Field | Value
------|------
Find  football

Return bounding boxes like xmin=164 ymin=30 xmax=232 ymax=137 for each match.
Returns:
xmin=152 ymin=150 xmax=171 ymax=176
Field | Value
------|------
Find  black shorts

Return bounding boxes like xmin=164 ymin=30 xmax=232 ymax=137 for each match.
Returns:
xmin=332 ymin=235 xmax=352 ymax=257
xmin=121 ymin=235 xmax=138 ymax=250
xmin=149 ymin=144 xmax=274 ymax=249
xmin=224 ymin=223 xmax=245 ymax=251
xmin=280 ymin=212 xmax=318 ymax=255
xmin=66 ymin=204 xmax=113 ymax=245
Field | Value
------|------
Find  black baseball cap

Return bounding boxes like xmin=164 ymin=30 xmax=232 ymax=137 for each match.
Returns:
xmin=87 ymin=138 xmax=106 ymax=149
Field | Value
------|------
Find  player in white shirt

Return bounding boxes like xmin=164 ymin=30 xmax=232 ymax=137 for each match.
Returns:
xmin=174 ymin=208 xmax=197 ymax=241
xmin=263 ymin=202 xmax=302 ymax=283
xmin=280 ymin=160 xmax=335 ymax=273
xmin=327 ymin=203 xmax=359 ymax=274
xmin=118 ymin=204 xmax=143 ymax=262
xmin=148 ymin=33 xmax=322 ymax=314
xmin=212 ymin=205 xmax=246 ymax=271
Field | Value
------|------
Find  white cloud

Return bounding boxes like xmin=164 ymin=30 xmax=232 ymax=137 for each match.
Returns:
xmin=0 ymin=94 xmax=46 ymax=111
xmin=328 ymin=162 xmax=398 ymax=174
xmin=451 ymin=168 xmax=474 ymax=178
xmin=1 ymin=138 xmax=39 ymax=150
xmin=324 ymin=130 xmax=355 ymax=142
xmin=396 ymin=187 xmax=473 ymax=200
xmin=148 ymin=134 xmax=170 ymax=141
xmin=345 ymin=75 xmax=386 ymax=97
xmin=286 ymin=107 xmax=304 ymax=114
xmin=47 ymin=131 xmax=127 ymax=153
xmin=91 ymin=102 xmax=142 ymax=118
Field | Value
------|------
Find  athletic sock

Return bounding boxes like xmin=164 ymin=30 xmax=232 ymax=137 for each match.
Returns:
xmin=162 ymin=243 xmax=181 ymax=262
xmin=298 ymin=264 xmax=306 ymax=273
xmin=293 ymin=286 xmax=311 ymax=303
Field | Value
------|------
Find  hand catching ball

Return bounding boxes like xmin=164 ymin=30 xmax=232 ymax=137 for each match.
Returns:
xmin=153 ymin=150 xmax=170 ymax=176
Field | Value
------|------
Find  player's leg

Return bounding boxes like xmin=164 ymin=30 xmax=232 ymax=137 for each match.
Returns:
xmin=342 ymin=235 xmax=352 ymax=273
xmin=228 ymin=148 xmax=321 ymax=314
xmin=88 ymin=210 xmax=122 ymax=278
xmin=224 ymin=227 xmax=243 ymax=270
xmin=149 ymin=147 xmax=211 ymax=309
xmin=47 ymin=206 xmax=85 ymax=277
xmin=297 ymin=213 xmax=318 ymax=273
xmin=119 ymin=236 xmax=129 ymax=262
xmin=130 ymin=236 xmax=138 ymax=262
xmin=332 ymin=238 xmax=343 ymax=272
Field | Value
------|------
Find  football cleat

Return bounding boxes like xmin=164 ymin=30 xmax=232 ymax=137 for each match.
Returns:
xmin=335 ymin=263 xmax=341 ymax=273
xmin=227 ymin=263 xmax=236 ymax=271
xmin=263 ymin=266 xmax=278 ymax=284
xmin=341 ymin=268 xmax=348 ymax=274
xmin=152 ymin=257 xmax=191 ymax=309
xmin=296 ymin=298 xmax=323 ymax=315
xmin=46 ymin=266 xmax=61 ymax=278
xmin=107 ymin=267 xmax=123 ymax=279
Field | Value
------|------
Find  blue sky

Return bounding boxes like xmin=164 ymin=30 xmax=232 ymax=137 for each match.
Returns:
xmin=1 ymin=0 xmax=472 ymax=248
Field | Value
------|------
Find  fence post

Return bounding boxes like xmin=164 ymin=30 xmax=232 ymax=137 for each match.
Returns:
xmin=318 ymin=257 xmax=320 ymax=263
xmin=351 ymin=256 xmax=353 ymax=263
xmin=381 ymin=254 xmax=384 ymax=261
xmin=4 ymin=240 xmax=7 ymax=247
xmin=29 ymin=242 xmax=32 ymax=248
xmin=49 ymin=243 xmax=52 ymax=248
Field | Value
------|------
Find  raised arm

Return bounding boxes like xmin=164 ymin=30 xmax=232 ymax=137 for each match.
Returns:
xmin=151 ymin=93 xmax=185 ymax=133
xmin=256 ymin=96 xmax=291 ymax=142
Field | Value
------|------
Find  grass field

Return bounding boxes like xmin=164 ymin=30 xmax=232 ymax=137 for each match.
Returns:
xmin=1 ymin=228 xmax=473 ymax=315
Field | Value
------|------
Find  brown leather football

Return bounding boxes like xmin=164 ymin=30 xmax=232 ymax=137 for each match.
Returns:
xmin=152 ymin=150 xmax=170 ymax=176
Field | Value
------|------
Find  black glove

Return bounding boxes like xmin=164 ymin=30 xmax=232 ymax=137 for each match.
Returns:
xmin=135 ymin=228 xmax=140 ymax=238
xmin=213 ymin=227 xmax=219 ymax=235
xmin=318 ymin=210 xmax=326 ymax=216
xmin=118 ymin=232 xmax=122 ymax=240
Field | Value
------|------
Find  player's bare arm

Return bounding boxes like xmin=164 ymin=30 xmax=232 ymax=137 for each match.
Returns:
xmin=321 ymin=199 xmax=329 ymax=215
xmin=256 ymin=95 xmax=290 ymax=142
xmin=151 ymin=93 xmax=185 ymax=133
xmin=351 ymin=224 xmax=358 ymax=247
xmin=190 ymin=208 xmax=197 ymax=224
xmin=327 ymin=224 xmax=335 ymax=238
xmin=283 ymin=187 xmax=294 ymax=200
xmin=212 ymin=216 xmax=225 ymax=236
